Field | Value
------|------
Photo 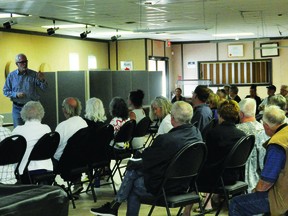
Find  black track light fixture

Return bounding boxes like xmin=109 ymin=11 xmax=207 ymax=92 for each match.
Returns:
xmin=80 ymin=25 xmax=91 ymax=39
xmin=47 ymin=20 xmax=59 ymax=36
xmin=3 ymin=14 xmax=17 ymax=29
xmin=111 ymin=29 xmax=121 ymax=42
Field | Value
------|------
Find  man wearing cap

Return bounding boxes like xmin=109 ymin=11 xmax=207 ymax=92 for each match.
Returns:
xmin=258 ymin=85 xmax=276 ymax=114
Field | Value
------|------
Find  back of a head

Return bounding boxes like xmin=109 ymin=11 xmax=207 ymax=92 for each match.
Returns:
xmin=218 ymin=99 xmax=240 ymax=123
xmin=208 ymin=92 xmax=220 ymax=108
xmin=230 ymin=85 xmax=239 ymax=94
xmin=194 ymin=85 xmax=210 ymax=102
xmin=171 ymin=101 xmax=193 ymax=124
xmin=62 ymin=97 xmax=82 ymax=118
xmin=20 ymin=101 xmax=45 ymax=122
xmin=263 ymin=105 xmax=286 ymax=128
xmin=149 ymin=96 xmax=172 ymax=120
xmin=109 ymin=97 xmax=128 ymax=119
xmin=85 ymin=97 xmax=107 ymax=122
xmin=238 ymin=98 xmax=256 ymax=117
xmin=269 ymin=94 xmax=287 ymax=111
xmin=129 ymin=89 xmax=144 ymax=107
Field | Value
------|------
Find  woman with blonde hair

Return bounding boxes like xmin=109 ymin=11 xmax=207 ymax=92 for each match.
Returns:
xmin=84 ymin=97 xmax=107 ymax=129
xmin=149 ymin=96 xmax=173 ymax=135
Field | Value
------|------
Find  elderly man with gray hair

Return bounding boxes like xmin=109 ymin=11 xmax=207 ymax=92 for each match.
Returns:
xmin=230 ymin=105 xmax=288 ymax=216
xmin=237 ymin=98 xmax=269 ymax=192
xmin=90 ymin=101 xmax=203 ymax=216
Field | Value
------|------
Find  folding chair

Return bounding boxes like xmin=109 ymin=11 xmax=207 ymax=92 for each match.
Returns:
xmin=85 ymin=124 xmax=117 ymax=201
xmin=144 ymin=119 xmax=158 ymax=147
xmin=130 ymin=116 xmax=151 ymax=152
xmin=0 ymin=135 xmax=26 ymax=183
xmin=140 ymin=141 xmax=207 ymax=216
xmin=199 ymin=134 xmax=255 ymax=215
xmin=110 ymin=119 xmax=136 ymax=181
xmin=22 ymin=131 xmax=60 ymax=185
xmin=57 ymin=127 xmax=90 ymax=209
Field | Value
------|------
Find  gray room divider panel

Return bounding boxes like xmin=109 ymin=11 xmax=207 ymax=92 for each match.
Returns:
xmin=112 ymin=70 xmax=132 ymax=99
xmin=89 ymin=70 xmax=112 ymax=118
xmin=39 ymin=72 xmax=57 ymax=130
xmin=57 ymin=71 xmax=86 ymax=123
xmin=148 ymin=71 xmax=162 ymax=102
xmin=132 ymin=71 xmax=149 ymax=105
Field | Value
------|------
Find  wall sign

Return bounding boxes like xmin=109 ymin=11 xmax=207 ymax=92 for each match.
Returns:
xmin=228 ymin=44 xmax=244 ymax=57
xmin=260 ymin=42 xmax=279 ymax=57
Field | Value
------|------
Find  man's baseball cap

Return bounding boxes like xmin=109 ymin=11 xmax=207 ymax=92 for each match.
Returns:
xmin=266 ymin=85 xmax=276 ymax=91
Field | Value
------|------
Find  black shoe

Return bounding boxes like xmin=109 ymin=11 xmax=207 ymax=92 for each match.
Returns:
xmin=90 ymin=202 xmax=118 ymax=216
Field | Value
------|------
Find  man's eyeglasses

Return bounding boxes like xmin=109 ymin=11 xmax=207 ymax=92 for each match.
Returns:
xmin=17 ymin=60 xmax=28 ymax=64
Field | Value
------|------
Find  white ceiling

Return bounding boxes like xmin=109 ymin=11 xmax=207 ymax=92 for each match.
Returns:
xmin=0 ymin=0 xmax=288 ymax=42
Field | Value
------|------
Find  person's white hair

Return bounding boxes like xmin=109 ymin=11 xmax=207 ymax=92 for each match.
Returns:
xmin=238 ymin=98 xmax=256 ymax=117
xmin=171 ymin=101 xmax=193 ymax=124
xmin=262 ymin=105 xmax=286 ymax=128
xmin=269 ymin=95 xmax=287 ymax=111
xmin=20 ymin=101 xmax=45 ymax=122
xmin=85 ymin=97 xmax=107 ymax=122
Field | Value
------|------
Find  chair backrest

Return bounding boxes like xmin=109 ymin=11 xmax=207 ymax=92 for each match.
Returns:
xmin=133 ymin=116 xmax=151 ymax=137
xmin=113 ymin=119 xmax=136 ymax=143
xmin=58 ymin=127 xmax=90 ymax=175
xmin=223 ymin=134 xmax=255 ymax=170
xmin=0 ymin=135 xmax=27 ymax=165
xmin=28 ymin=131 xmax=60 ymax=161
xmin=165 ymin=141 xmax=207 ymax=180
xmin=0 ymin=135 xmax=27 ymax=178
xmin=87 ymin=124 xmax=114 ymax=164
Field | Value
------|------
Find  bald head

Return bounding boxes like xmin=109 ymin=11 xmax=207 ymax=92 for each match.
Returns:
xmin=62 ymin=97 xmax=82 ymax=118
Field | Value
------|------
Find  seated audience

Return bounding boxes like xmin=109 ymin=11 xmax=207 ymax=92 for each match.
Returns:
xmin=90 ymin=101 xmax=203 ymax=216
xmin=149 ymin=96 xmax=173 ymax=135
xmin=280 ymin=84 xmax=288 ymax=114
xmin=191 ymin=85 xmax=213 ymax=133
xmin=258 ymin=85 xmax=276 ymax=114
xmin=230 ymin=105 xmax=288 ymax=216
xmin=12 ymin=101 xmax=52 ymax=182
xmin=269 ymin=94 xmax=288 ymax=123
xmin=109 ymin=97 xmax=129 ymax=137
xmin=216 ymin=88 xmax=227 ymax=101
xmin=53 ymin=97 xmax=88 ymax=194
xmin=171 ymin=87 xmax=185 ymax=103
xmin=229 ymin=85 xmax=241 ymax=103
xmin=0 ymin=115 xmax=15 ymax=184
xmin=183 ymin=99 xmax=246 ymax=215
xmin=245 ymin=84 xmax=262 ymax=115
xmin=207 ymin=92 xmax=220 ymax=121
xmin=128 ymin=89 xmax=146 ymax=150
xmin=237 ymin=98 xmax=269 ymax=192
xmin=84 ymin=97 xmax=107 ymax=129
xmin=223 ymin=85 xmax=230 ymax=99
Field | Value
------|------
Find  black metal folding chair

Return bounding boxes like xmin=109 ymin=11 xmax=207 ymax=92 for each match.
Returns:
xmin=130 ymin=116 xmax=151 ymax=152
xmin=110 ymin=119 xmax=136 ymax=181
xmin=22 ymin=131 xmax=60 ymax=185
xmin=199 ymin=135 xmax=255 ymax=215
xmin=0 ymin=135 xmax=26 ymax=183
xmin=140 ymin=141 xmax=207 ymax=216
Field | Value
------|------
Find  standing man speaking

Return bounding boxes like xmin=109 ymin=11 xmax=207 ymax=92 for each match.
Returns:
xmin=3 ymin=53 xmax=48 ymax=127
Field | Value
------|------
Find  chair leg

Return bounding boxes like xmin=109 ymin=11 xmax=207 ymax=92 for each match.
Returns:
xmin=66 ymin=181 xmax=76 ymax=209
xmin=148 ymin=205 xmax=156 ymax=216
xmin=87 ymin=169 xmax=97 ymax=202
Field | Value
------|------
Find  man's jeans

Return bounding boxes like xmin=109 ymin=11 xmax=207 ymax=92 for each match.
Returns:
xmin=12 ymin=104 xmax=24 ymax=127
xmin=115 ymin=170 xmax=153 ymax=216
xmin=229 ymin=191 xmax=270 ymax=216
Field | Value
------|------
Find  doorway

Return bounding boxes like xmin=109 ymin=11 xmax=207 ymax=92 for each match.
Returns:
xmin=148 ymin=56 xmax=169 ymax=98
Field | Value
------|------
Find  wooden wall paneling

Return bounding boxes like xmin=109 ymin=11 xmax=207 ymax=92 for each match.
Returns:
xmin=247 ymin=62 xmax=251 ymax=83
xmin=209 ymin=64 xmax=213 ymax=83
xmin=222 ymin=63 xmax=226 ymax=84
xmin=240 ymin=62 xmax=245 ymax=83
xmin=228 ymin=63 xmax=232 ymax=84
xmin=215 ymin=63 xmax=220 ymax=84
